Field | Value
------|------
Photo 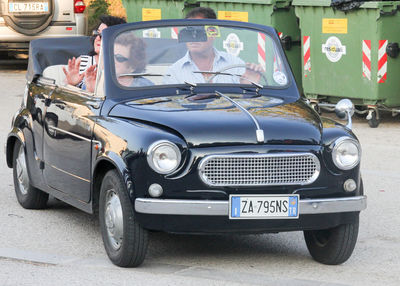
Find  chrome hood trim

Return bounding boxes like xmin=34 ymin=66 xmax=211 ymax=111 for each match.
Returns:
xmin=215 ymin=91 xmax=264 ymax=143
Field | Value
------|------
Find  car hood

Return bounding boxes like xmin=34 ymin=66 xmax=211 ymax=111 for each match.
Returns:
xmin=109 ymin=93 xmax=322 ymax=147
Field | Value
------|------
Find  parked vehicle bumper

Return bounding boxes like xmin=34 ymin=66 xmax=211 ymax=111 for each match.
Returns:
xmin=134 ymin=195 xmax=366 ymax=233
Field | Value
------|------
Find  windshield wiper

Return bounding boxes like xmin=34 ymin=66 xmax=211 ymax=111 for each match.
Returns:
xmin=184 ymin=92 xmax=220 ymax=100
xmin=193 ymin=71 xmax=264 ymax=90
xmin=174 ymin=81 xmax=198 ymax=95
xmin=118 ymin=73 xmax=166 ymax=78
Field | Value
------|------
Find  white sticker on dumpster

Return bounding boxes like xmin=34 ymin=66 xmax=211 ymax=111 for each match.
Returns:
xmin=143 ymin=28 xmax=161 ymax=39
xmin=322 ymin=36 xmax=346 ymax=62
xmin=273 ymin=71 xmax=288 ymax=86
xmin=223 ymin=33 xmax=243 ymax=56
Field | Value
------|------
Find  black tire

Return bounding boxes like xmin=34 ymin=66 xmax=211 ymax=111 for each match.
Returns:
xmin=12 ymin=140 xmax=48 ymax=209
xmin=368 ymin=110 xmax=380 ymax=128
xmin=304 ymin=215 xmax=359 ymax=265
xmin=99 ymin=169 xmax=148 ymax=267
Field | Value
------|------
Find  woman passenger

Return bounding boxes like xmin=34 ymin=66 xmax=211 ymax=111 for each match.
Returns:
xmin=62 ymin=15 xmax=126 ymax=89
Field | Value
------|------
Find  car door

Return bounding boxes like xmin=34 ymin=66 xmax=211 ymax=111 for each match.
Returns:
xmin=42 ymin=86 xmax=99 ymax=202
xmin=24 ymin=78 xmax=56 ymax=188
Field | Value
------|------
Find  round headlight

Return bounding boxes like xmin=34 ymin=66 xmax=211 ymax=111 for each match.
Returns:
xmin=147 ymin=141 xmax=181 ymax=174
xmin=332 ymin=137 xmax=361 ymax=170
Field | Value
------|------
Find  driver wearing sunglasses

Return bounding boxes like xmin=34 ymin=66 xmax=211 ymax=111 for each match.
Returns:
xmin=62 ymin=15 xmax=126 ymax=92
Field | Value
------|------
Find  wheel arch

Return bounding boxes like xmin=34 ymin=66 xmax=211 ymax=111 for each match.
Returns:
xmin=6 ymin=131 xmax=26 ymax=168
xmin=92 ymin=154 xmax=133 ymax=214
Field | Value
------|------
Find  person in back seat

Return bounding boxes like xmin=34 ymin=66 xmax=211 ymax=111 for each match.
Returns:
xmin=62 ymin=15 xmax=126 ymax=90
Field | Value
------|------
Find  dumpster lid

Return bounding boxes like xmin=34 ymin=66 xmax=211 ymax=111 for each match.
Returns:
xmin=189 ymin=0 xmax=291 ymax=4
xmin=293 ymin=0 xmax=400 ymax=10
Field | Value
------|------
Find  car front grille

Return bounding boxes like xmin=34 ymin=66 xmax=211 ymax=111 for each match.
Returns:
xmin=198 ymin=153 xmax=320 ymax=187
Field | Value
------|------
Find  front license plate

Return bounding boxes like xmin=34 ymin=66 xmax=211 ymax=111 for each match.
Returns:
xmin=229 ymin=195 xmax=299 ymax=219
xmin=9 ymin=2 xmax=49 ymax=13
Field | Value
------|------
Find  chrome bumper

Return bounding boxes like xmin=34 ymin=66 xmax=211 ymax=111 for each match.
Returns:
xmin=135 ymin=195 xmax=367 ymax=216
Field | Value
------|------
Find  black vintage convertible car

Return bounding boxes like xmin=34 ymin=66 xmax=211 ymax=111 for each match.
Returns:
xmin=5 ymin=19 xmax=366 ymax=267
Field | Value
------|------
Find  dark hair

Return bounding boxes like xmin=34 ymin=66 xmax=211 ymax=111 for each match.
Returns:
xmin=185 ymin=7 xmax=217 ymax=19
xmin=115 ymin=33 xmax=146 ymax=73
xmin=89 ymin=15 xmax=127 ymax=56
xmin=97 ymin=15 xmax=126 ymax=28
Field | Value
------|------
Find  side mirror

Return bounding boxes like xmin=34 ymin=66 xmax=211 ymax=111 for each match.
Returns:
xmin=335 ymin=99 xmax=355 ymax=129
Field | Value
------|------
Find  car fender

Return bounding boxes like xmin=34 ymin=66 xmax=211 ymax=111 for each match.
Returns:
xmin=6 ymin=128 xmax=26 ymax=168
xmin=92 ymin=152 xmax=135 ymax=202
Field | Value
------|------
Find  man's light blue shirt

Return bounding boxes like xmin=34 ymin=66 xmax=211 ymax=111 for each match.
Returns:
xmin=164 ymin=48 xmax=245 ymax=84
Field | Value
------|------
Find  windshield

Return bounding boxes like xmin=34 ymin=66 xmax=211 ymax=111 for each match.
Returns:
xmin=112 ymin=24 xmax=289 ymax=88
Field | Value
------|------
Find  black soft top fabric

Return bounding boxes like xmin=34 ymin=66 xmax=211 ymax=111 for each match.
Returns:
xmin=26 ymin=36 xmax=93 ymax=81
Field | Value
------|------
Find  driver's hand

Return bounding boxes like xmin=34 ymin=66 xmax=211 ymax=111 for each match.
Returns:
xmin=240 ymin=63 xmax=265 ymax=84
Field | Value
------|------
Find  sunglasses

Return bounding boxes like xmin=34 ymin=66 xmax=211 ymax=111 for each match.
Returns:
xmin=115 ymin=54 xmax=129 ymax=63
xmin=92 ymin=30 xmax=102 ymax=39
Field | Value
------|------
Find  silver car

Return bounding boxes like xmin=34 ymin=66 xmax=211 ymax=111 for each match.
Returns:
xmin=0 ymin=0 xmax=87 ymax=53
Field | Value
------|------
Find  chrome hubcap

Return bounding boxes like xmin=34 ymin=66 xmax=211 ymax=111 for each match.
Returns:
xmin=104 ymin=189 xmax=123 ymax=250
xmin=16 ymin=145 xmax=29 ymax=195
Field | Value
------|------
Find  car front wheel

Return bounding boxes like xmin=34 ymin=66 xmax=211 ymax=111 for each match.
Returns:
xmin=12 ymin=140 xmax=48 ymax=209
xmin=304 ymin=215 xmax=359 ymax=265
xmin=99 ymin=169 xmax=148 ymax=267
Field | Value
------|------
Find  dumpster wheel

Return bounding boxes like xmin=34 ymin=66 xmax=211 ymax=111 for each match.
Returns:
xmin=366 ymin=108 xmax=380 ymax=128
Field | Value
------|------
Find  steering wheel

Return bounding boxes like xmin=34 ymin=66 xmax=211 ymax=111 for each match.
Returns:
xmin=206 ymin=63 xmax=268 ymax=85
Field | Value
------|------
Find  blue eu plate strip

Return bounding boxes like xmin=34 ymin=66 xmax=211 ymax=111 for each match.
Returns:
xmin=231 ymin=197 xmax=241 ymax=217
xmin=288 ymin=196 xmax=298 ymax=217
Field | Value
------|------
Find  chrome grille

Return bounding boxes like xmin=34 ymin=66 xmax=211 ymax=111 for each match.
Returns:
xmin=198 ymin=153 xmax=320 ymax=186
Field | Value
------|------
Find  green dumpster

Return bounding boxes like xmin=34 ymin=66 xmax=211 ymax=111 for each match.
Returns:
xmin=121 ymin=0 xmax=303 ymax=91
xmin=293 ymin=0 xmax=400 ymax=127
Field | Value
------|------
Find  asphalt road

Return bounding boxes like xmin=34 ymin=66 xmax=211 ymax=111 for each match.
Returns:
xmin=0 ymin=66 xmax=399 ymax=286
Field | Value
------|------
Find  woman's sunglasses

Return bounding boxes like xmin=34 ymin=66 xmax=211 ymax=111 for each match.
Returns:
xmin=115 ymin=54 xmax=129 ymax=63
xmin=92 ymin=30 xmax=102 ymax=39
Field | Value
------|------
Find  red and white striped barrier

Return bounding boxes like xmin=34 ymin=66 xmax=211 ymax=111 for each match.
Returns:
xmin=258 ymin=32 xmax=266 ymax=71
xmin=362 ymin=40 xmax=371 ymax=80
xmin=377 ymin=40 xmax=388 ymax=83
xmin=171 ymin=27 xmax=178 ymax=39
xmin=303 ymin=36 xmax=311 ymax=74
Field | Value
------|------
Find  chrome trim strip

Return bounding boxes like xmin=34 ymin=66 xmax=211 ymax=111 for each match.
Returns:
xmin=135 ymin=198 xmax=228 ymax=216
xmin=215 ymin=91 xmax=264 ymax=143
xmin=47 ymin=126 xmax=100 ymax=149
xmin=186 ymin=190 xmax=227 ymax=195
xmin=48 ymin=126 xmax=91 ymax=142
xmin=49 ymin=164 xmax=90 ymax=183
xmin=198 ymin=152 xmax=321 ymax=187
xmin=135 ymin=196 xmax=367 ymax=216
xmin=299 ymin=196 xmax=367 ymax=214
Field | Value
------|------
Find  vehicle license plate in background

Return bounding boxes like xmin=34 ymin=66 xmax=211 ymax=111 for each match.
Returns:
xmin=9 ymin=2 xmax=49 ymax=13
xmin=229 ymin=195 xmax=299 ymax=219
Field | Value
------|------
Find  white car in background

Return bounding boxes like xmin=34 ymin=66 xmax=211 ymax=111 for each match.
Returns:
xmin=0 ymin=0 xmax=87 ymax=55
